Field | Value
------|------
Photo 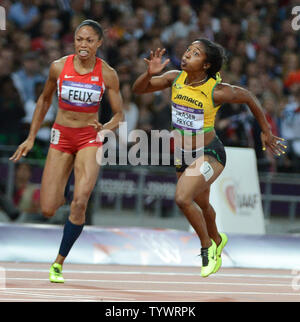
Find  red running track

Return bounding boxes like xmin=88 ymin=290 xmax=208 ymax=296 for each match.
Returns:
xmin=0 ymin=262 xmax=299 ymax=302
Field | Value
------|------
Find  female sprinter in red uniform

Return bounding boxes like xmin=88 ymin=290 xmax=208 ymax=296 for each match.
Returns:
xmin=133 ymin=39 xmax=286 ymax=277
xmin=10 ymin=20 xmax=124 ymax=283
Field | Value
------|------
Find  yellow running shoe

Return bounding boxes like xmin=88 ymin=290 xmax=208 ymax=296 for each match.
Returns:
xmin=200 ymin=239 xmax=217 ymax=277
xmin=49 ymin=263 xmax=65 ymax=283
xmin=213 ymin=233 xmax=228 ymax=274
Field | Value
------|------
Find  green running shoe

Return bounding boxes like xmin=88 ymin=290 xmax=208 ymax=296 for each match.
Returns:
xmin=49 ymin=263 xmax=65 ymax=283
xmin=200 ymin=239 xmax=217 ymax=278
xmin=213 ymin=233 xmax=228 ymax=274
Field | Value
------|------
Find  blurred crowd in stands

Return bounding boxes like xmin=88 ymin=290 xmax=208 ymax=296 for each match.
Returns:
xmin=1 ymin=0 xmax=300 ymax=173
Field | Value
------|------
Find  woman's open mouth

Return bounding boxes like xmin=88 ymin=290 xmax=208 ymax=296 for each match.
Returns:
xmin=79 ymin=50 xmax=89 ymax=57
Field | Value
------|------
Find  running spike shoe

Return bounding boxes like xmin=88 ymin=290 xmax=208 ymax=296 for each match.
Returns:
xmin=200 ymin=239 xmax=217 ymax=277
xmin=213 ymin=233 xmax=228 ymax=274
xmin=49 ymin=263 xmax=65 ymax=283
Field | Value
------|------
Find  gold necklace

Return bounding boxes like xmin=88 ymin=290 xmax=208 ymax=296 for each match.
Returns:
xmin=184 ymin=76 xmax=208 ymax=87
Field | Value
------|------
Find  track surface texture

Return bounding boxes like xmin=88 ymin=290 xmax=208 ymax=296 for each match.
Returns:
xmin=0 ymin=262 xmax=299 ymax=302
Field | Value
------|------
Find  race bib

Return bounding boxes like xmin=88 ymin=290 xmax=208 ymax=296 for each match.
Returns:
xmin=61 ymin=80 xmax=102 ymax=108
xmin=50 ymin=128 xmax=60 ymax=145
xmin=172 ymin=103 xmax=204 ymax=131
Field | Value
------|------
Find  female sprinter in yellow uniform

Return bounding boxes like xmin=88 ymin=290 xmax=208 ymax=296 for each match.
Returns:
xmin=10 ymin=20 xmax=124 ymax=283
xmin=133 ymin=38 xmax=286 ymax=277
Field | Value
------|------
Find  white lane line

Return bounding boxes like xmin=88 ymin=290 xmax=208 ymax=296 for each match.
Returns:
xmin=0 ymin=289 xmax=134 ymax=301
xmin=0 ymin=290 xmax=96 ymax=300
xmin=4 ymin=277 xmax=293 ymax=287
xmin=0 ymin=298 xmax=96 ymax=302
xmin=83 ymin=289 xmax=300 ymax=297
xmin=1 ymin=288 xmax=299 ymax=297
xmin=3 ymin=268 xmax=294 ymax=279
xmin=120 ymin=290 xmax=300 ymax=297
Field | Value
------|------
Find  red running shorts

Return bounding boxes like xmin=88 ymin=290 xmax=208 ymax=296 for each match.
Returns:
xmin=50 ymin=122 xmax=102 ymax=154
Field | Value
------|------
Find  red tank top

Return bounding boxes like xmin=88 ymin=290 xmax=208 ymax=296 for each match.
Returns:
xmin=57 ymin=54 xmax=105 ymax=113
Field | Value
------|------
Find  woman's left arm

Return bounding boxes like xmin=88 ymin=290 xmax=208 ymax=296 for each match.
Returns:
xmin=89 ymin=61 xmax=124 ymax=132
xmin=102 ymin=62 xmax=124 ymax=131
xmin=213 ymin=83 xmax=286 ymax=155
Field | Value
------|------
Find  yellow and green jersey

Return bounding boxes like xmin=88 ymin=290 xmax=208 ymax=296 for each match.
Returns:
xmin=171 ymin=71 xmax=222 ymax=134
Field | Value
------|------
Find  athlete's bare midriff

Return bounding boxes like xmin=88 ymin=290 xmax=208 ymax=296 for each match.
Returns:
xmin=174 ymin=128 xmax=216 ymax=151
xmin=55 ymin=108 xmax=98 ymax=128
xmin=203 ymin=129 xmax=216 ymax=147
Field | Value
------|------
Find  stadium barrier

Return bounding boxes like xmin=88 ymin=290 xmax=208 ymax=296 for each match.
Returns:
xmin=1 ymin=145 xmax=300 ymax=231
xmin=1 ymin=222 xmax=300 ymax=269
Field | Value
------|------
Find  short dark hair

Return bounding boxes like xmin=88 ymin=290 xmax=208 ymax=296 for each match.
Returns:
xmin=75 ymin=19 xmax=103 ymax=40
xmin=194 ymin=38 xmax=226 ymax=79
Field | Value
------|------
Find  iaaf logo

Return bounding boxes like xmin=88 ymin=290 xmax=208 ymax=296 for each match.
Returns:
xmin=291 ymin=6 xmax=300 ymax=31
xmin=0 ymin=6 xmax=5 ymax=30
xmin=220 ymin=178 xmax=259 ymax=214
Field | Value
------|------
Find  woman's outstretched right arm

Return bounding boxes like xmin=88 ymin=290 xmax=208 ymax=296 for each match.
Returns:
xmin=132 ymin=48 xmax=179 ymax=94
xmin=10 ymin=60 xmax=62 ymax=162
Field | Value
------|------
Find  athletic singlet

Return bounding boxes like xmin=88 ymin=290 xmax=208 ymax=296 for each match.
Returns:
xmin=57 ymin=54 xmax=105 ymax=113
xmin=171 ymin=71 xmax=221 ymax=134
